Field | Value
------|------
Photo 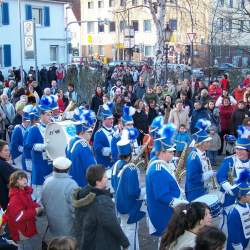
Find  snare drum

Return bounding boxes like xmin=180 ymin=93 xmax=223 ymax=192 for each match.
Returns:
xmin=45 ymin=120 xmax=76 ymax=160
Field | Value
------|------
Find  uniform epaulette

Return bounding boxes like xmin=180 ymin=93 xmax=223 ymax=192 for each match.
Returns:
xmin=80 ymin=140 xmax=87 ymax=147
xmin=190 ymin=151 xmax=198 ymax=160
xmin=156 ymin=163 xmax=162 ymax=171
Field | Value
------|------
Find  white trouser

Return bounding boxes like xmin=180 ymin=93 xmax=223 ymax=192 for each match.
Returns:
xmin=13 ymin=155 xmax=23 ymax=170
xmin=32 ymin=185 xmax=43 ymax=203
xmin=106 ymin=168 xmax=113 ymax=192
xmin=219 ymin=205 xmax=234 ymax=238
xmin=120 ymin=214 xmax=139 ymax=250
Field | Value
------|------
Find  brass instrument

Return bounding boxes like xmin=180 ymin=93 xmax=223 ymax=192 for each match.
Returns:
xmin=227 ymin=162 xmax=235 ymax=185
xmin=206 ymin=156 xmax=218 ymax=190
xmin=64 ymin=101 xmax=76 ymax=113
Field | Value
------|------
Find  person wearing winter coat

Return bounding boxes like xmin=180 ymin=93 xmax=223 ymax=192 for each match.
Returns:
xmin=0 ymin=140 xmax=16 ymax=210
xmin=72 ymin=165 xmax=129 ymax=250
xmin=174 ymin=125 xmax=191 ymax=157
xmin=4 ymin=171 xmax=43 ymax=249
xmin=90 ymin=86 xmax=103 ymax=115
xmin=207 ymin=126 xmax=221 ymax=166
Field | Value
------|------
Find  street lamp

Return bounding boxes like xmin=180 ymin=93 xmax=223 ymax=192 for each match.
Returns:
xmin=164 ymin=23 xmax=173 ymax=82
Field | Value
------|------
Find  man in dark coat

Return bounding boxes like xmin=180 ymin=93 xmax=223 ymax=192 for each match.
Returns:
xmin=72 ymin=165 xmax=129 ymax=250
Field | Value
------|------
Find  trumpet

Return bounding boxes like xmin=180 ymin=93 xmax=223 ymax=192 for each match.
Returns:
xmin=206 ymin=156 xmax=218 ymax=191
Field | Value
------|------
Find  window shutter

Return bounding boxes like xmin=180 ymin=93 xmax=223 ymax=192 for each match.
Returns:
xmin=44 ymin=6 xmax=50 ymax=26
xmin=25 ymin=4 xmax=32 ymax=20
xmin=2 ymin=2 xmax=10 ymax=25
xmin=3 ymin=45 xmax=11 ymax=67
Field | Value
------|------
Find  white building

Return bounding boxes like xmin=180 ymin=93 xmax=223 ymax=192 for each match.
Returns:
xmin=0 ymin=0 xmax=67 ymax=75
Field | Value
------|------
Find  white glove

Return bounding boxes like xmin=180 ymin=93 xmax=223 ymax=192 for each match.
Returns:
xmin=33 ymin=143 xmax=46 ymax=152
xmin=18 ymin=146 xmax=23 ymax=153
xmin=232 ymin=243 xmax=243 ymax=250
xmin=202 ymin=170 xmax=215 ymax=182
xmin=221 ymin=181 xmax=234 ymax=196
xmin=170 ymin=198 xmax=189 ymax=208
xmin=102 ymin=147 xmax=111 ymax=157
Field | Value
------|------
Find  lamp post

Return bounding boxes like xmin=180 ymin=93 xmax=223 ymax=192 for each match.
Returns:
xmin=164 ymin=23 xmax=173 ymax=82
xmin=18 ymin=0 xmax=24 ymax=84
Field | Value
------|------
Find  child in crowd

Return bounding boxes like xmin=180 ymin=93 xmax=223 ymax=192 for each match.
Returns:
xmin=47 ymin=237 xmax=77 ymax=250
xmin=174 ymin=124 xmax=191 ymax=157
xmin=3 ymin=171 xmax=43 ymax=250
xmin=207 ymin=126 xmax=221 ymax=166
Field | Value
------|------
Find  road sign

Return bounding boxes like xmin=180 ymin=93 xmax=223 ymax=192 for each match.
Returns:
xmin=124 ymin=27 xmax=134 ymax=38
xmin=24 ymin=36 xmax=34 ymax=51
xmin=123 ymin=38 xmax=134 ymax=48
xmin=87 ymin=35 xmax=93 ymax=44
xmin=187 ymin=33 xmax=196 ymax=42
xmin=23 ymin=21 xmax=33 ymax=36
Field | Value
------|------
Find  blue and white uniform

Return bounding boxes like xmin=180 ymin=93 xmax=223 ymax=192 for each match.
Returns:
xmin=111 ymin=159 xmax=126 ymax=193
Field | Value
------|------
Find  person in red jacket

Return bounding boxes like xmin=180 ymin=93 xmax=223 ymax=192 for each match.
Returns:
xmin=219 ymin=97 xmax=235 ymax=154
xmin=233 ymin=83 xmax=246 ymax=102
xmin=220 ymin=74 xmax=229 ymax=90
xmin=5 ymin=171 xmax=43 ymax=249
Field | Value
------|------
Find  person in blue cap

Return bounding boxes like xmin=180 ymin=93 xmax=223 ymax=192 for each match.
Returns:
xmin=227 ymin=169 xmax=250 ymax=250
xmin=26 ymin=96 xmax=53 ymax=201
xmin=114 ymin=128 xmax=145 ymax=250
xmin=50 ymin=95 xmax=61 ymax=122
xmin=146 ymin=123 xmax=188 ymax=239
xmin=216 ymin=125 xmax=250 ymax=233
xmin=93 ymin=102 xmax=114 ymax=187
xmin=185 ymin=119 xmax=214 ymax=202
xmin=111 ymin=105 xmax=137 ymax=163
xmin=67 ymin=107 xmax=96 ymax=187
xmin=10 ymin=105 xmax=32 ymax=170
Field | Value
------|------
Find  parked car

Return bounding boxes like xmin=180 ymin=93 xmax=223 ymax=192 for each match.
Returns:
xmin=216 ymin=63 xmax=239 ymax=72
xmin=192 ymin=68 xmax=205 ymax=79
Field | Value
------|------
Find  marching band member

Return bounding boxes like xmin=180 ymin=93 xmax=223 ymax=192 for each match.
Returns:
xmin=50 ymin=94 xmax=61 ymax=122
xmin=67 ymin=107 xmax=96 ymax=187
xmin=111 ymin=127 xmax=139 ymax=193
xmin=227 ymin=169 xmax=250 ymax=250
xmin=26 ymin=96 xmax=53 ymax=201
xmin=111 ymin=105 xmax=137 ymax=163
xmin=216 ymin=126 xmax=250 ymax=233
xmin=146 ymin=124 xmax=187 ymax=238
xmin=185 ymin=119 xmax=214 ymax=202
xmin=10 ymin=105 xmax=32 ymax=170
xmin=115 ymin=128 xmax=145 ymax=250
xmin=93 ymin=103 xmax=114 ymax=187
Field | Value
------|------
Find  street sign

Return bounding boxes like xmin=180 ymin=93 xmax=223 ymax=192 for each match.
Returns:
xmin=116 ymin=43 xmax=124 ymax=49
xmin=24 ymin=36 xmax=34 ymax=51
xmin=124 ymin=27 xmax=134 ymax=37
xmin=87 ymin=35 xmax=93 ymax=44
xmin=123 ymin=38 xmax=134 ymax=48
xmin=187 ymin=32 xmax=196 ymax=42
xmin=23 ymin=21 xmax=33 ymax=36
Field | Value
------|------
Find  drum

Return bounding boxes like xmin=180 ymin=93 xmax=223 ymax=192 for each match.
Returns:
xmin=45 ymin=120 xmax=76 ymax=160
xmin=194 ymin=193 xmax=222 ymax=219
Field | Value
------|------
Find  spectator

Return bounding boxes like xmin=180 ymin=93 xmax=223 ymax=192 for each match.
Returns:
xmin=28 ymin=66 xmax=36 ymax=81
xmin=133 ymin=99 xmax=148 ymax=145
xmin=162 ymin=95 xmax=173 ymax=123
xmin=122 ymin=70 xmax=134 ymax=86
xmin=48 ymin=66 xmax=57 ymax=84
xmin=134 ymin=76 xmax=146 ymax=100
xmin=12 ymin=101 xmax=25 ymax=126
xmin=168 ymin=99 xmax=189 ymax=130
xmin=50 ymin=80 xmax=58 ymax=95
xmin=208 ymin=81 xmax=222 ymax=101
xmin=43 ymin=87 xmax=51 ymax=96
xmin=113 ymin=95 xmax=124 ymax=125
xmin=125 ymin=84 xmax=137 ymax=105
xmin=243 ymin=73 xmax=250 ymax=87
xmin=190 ymin=100 xmax=209 ymax=134
xmin=180 ymin=91 xmax=193 ymax=116
xmin=231 ymin=100 xmax=250 ymax=135
xmin=130 ymin=66 xmax=139 ymax=83
xmin=233 ymin=83 xmax=246 ymax=102
xmin=243 ymin=84 xmax=250 ymax=103
xmin=143 ymin=86 xmax=158 ymax=105
xmin=220 ymin=74 xmax=229 ymax=90
xmin=4 ymin=170 xmax=43 ymax=249
xmin=159 ymin=202 xmax=212 ymax=250
xmin=199 ymin=89 xmax=211 ymax=107
xmin=39 ymin=66 xmax=49 ymax=89
xmin=215 ymin=89 xmax=237 ymax=107
xmin=65 ymin=84 xmax=78 ymax=105
xmin=26 ymin=83 xmax=39 ymax=105
xmin=0 ymin=71 xmax=4 ymax=82
xmin=56 ymin=65 xmax=65 ymax=86
xmin=91 ymin=86 xmax=103 ymax=115
xmin=147 ymin=99 xmax=158 ymax=126
xmin=57 ymin=89 xmax=65 ymax=112
xmin=0 ymin=140 xmax=16 ymax=210
xmin=206 ymin=100 xmax=220 ymax=130
xmin=72 ymin=165 xmax=130 ymax=250
xmin=219 ymin=97 xmax=234 ymax=154
xmin=47 ymin=237 xmax=77 ymax=250
xmin=207 ymin=126 xmax=221 ymax=166
xmin=41 ymin=157 xmax=78 ymax=240
xmin=174 ymin=124 xmax=191 ymax=157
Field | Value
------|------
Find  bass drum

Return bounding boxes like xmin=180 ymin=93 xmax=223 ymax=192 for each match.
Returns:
xmin=45 ymin=120 xmax=76 ymax=160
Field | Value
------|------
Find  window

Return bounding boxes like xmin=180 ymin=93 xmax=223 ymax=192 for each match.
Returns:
xmin=98 ymin=0 xmax=104 ymax=8
xmin=109 ymin=21 xmax=116 ymax=32
xmin=239 ymin=0 xmax=245 ymax=9
xmin=132 ymin=20 xmax=139 ymax=31
xmin=219 ymin=0 xmax=224 ymax=7
xmin=87 ymin=21 xmax=95 ymax=33
xmin=88 ymin=45 xmax=93 ymax=55
xmin=98 ymin=22 xmax=104 ymax=32
xmin=109 ymin=0 xmax=115 ymax=7
xmin=120 ymin=21 xmax=125 ymax=31
xmin=144 ymin=46 xmax=153 ymax=57
xmin=120 ymin=0 xmax=125 ymax=6
xmin=143 ymin=20 xmax=151 ymax=32
xmin=1 ymin=3 xmax=9 ymax=25
xmin=98 ymin=45 xmax=104 ymax=56
xmin=32 ymin=7 xmax=43 ymax=25
xmin=50 ymin=45 xmax=58 ymax=62
xmin=169 ymin=19 xmax=177 ymax=31
xmin=228 ymin=0 xmax=233 ymax=7
xmin=226 ymin=18 xmax=232 ymax=31
xmin=217 ymin=18 xmax=223 ymax=31
xmin=0 ymin=46 xmax=2 ymax=67
xmin=144 ymin=0 xmax=148 ymax=4
xmin=88 ymin=1 xmax=94 ymax=8
xmin=132 ymin=0 xmax=138 ymax=6
xmin=239 ymin=20 xmax=244 ymax=32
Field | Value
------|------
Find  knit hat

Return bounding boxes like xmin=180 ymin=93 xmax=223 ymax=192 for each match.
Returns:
xmin=53 ymin=157 xmax=72 ymax=170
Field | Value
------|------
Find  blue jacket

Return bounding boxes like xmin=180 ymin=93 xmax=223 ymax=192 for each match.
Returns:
xmin=174 ymin=131 xmax=191 ymax=152
xmin=146 ymin=158 xmax=181 ymax=236
xmin=190 ymin=108 xmax=209 ymax=134
xmin=93 ymin=128 xmax=113 ymax=168
xmin=216 ymin=155 xmax=250 ymax=207
xmin=26 ymin=124 xmax=52 ymax=185
xmin=185 ymin=148 xmax=208 ymax=201
xmin=68 ymin=136 xmax=96 ymax=187
xmin=116 ymin=163 xmax=145 ymax=224
xmin=111 ymin=134 xmax=120 ymax=163
xmin=227 ymin=203 xmax=250 ymax=250
xmin=111 ymin=159 xmax=126 ymax=193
